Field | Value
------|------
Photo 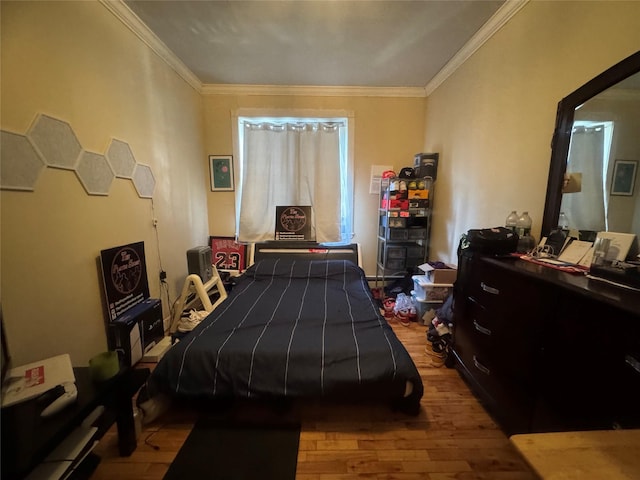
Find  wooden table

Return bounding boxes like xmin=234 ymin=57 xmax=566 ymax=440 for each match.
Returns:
xmin=1 ymin=367 xmax=150 ymax=479
xmin=511 ymin=429 xmax=640 ymax=479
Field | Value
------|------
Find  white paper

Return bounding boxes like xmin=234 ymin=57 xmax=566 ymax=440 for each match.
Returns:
xmin=578 ymin=246 xmax=595 ymax=267
xmin=2 ymin=354 xmax=75 ymax=407
xmin=558 ymin=240 xmax=593 ymax=264
xmin=537 ymin=258 xmax=571 ymax=265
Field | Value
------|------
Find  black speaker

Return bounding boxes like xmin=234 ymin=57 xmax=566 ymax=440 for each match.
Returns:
xmin=187 ymin=246 xmax=213 ymax=282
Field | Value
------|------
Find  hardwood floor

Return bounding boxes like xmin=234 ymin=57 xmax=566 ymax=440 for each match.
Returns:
xmin=91 ymin=321 xmax=538 ymax=479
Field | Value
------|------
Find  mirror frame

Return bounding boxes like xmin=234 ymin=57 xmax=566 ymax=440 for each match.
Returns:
xmin=541 ymin=50 xmax=640 ymax=237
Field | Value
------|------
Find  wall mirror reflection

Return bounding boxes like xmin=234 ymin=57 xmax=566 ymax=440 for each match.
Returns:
xmin=543 ymin=51 xmax=640 ymax=255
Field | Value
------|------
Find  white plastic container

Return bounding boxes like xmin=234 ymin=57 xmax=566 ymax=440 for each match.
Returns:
xmin=410 ymin=292 xmax=442 ymax=324
xmin=411 ymin=275 xmax=452 ymax=302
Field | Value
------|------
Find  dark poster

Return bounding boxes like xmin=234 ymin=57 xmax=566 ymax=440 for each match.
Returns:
xmin=100 ymin=241 xmax=150 ymax=321
xmin=275 ymin=206 xmax=313 ymax=241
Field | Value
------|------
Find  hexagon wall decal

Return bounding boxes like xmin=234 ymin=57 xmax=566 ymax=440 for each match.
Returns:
xmin=3 ymin=114 xmax=158 ymax=198
xmin=0 ymin=130 xmax=46 ymax=191
xmin=75 ymin=151 xmax=115 ymax=195
xmin=27 ymin=114 xmax=82 ymax=170
xmin=106 ymin=139 xmax=136 ymax=178
xmin=132 ymin=164 xmax=155 ymax=198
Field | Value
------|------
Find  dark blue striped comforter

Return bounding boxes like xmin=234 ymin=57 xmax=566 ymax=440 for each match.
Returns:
xmin=148 ymin=259 xmax=423 ymax=409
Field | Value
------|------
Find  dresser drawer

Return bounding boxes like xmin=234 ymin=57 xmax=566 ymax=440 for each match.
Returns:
xmin=454 ymin=340 xmax=534 ymax=434
xmin=467 ymin=260 xmax=521 ymax=313
xmin=460 ymin=299 xmax=542 ymax=375
xmin=534 ymin=295 xmax=640 ymax=431
xmin=458 ymin=296 xmax=493 ymax=353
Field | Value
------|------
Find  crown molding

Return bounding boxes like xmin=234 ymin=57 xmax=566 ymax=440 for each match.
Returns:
xmin=99 ymin=0 xmax=202 ymax=92
xmin=425 ymin=0 xmax=529 ymax=95
xmin=201 ymin=84 xmax=427 ymax=98
xmin=102 ymin=0 xmax=424 ymax=98
xmin=102 ymin=0 xmax=527 ymax=99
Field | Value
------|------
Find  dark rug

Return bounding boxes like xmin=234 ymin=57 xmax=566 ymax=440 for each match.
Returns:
xmin=163 ymin=416 xmax=301 ymax=480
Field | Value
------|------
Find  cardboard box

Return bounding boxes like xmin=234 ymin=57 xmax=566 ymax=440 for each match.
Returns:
xmin=109 ymin=298 xmax=163 ymax=366
xmin=419 ymin=263 xmax=457 ymax=284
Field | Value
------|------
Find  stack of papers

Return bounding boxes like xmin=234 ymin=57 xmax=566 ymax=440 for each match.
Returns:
xmin=558 ymin=240 xmax=594 ymax=265
xmin=1 ymin=354 xmax=75 ymax=408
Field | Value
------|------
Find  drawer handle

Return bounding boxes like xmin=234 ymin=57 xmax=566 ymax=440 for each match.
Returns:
xmin=625 ymin=354 xmax=640 ymax=374
xmin=473 ymin=320 xmax=492 ymax=336
xmin=473 ymin=355 xmax=491 ymax=375
xmin=480 ymin=282 xmax=500 ymax=295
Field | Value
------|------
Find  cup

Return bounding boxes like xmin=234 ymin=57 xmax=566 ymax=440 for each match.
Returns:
xmin=89 ymin=351 xmax=120 ymax=382
xmin=592 ymin=237 xmax=611 ymax=265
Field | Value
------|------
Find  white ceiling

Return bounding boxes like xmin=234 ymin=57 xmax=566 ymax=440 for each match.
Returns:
xmin=122 ymin=0 xmax=511 ymax=92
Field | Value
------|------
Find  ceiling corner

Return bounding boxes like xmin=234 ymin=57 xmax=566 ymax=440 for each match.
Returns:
xmin=99 ymin=0 xmax=203 ymax=93
xmin=425 ymin=0 xmax=529 ymax=96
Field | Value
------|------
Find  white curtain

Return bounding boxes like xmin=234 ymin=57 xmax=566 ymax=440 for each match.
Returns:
xmin=561 ymin=125 xmax=608 ymax=231
xmin=237 ymin=120 xmax=347 ymax=243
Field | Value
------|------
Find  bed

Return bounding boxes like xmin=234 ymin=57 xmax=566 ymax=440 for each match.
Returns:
xmin=145 ymin=243 xmax=423 ymax=414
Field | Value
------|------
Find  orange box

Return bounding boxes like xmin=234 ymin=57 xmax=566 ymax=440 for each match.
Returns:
xmin=409 ymin=189 xmax=429 ymax=199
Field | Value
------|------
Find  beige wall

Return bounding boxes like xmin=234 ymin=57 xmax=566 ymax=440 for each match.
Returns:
xmin=3 ymin=0 xmax=638 ymax=366
xmin=425 ymin=1 xmax=640 ymax=264
xmin=202 ymin=95 xmax=427 ymax=275
xmin=1 ymin=1 xmax=209 ymax=366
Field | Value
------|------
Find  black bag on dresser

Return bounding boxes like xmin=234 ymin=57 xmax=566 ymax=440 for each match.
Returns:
xmin=459 ymin=227 xmax=519 ymax=255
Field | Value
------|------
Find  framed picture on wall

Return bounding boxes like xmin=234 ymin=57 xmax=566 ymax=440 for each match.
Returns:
xmin=611 ymin=159 xmax=637 ymax=196
xmin=209 ymin=155 xmax=234 ymax=191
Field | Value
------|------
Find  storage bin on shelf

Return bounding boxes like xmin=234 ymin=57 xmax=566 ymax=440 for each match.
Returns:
xmin=410 ymin=292 xmax=442 ymax=324
xmin=411 ymin=275 xmax=453 ymax=302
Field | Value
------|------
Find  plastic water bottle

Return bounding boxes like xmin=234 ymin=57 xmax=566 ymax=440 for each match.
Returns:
xmin=505 ymin=211 xmax=518 ymax=232
xmin=517 ymin=233 xmax=537 ymax=253
xmin=516 ymin=211 xmax=532 ymax=237
xmin=516 ymin=212 xmax=535 ymax=253
xmin=558 ymin=211 xmax=569 ymax=230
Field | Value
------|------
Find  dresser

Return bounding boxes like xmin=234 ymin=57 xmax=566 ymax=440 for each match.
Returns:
xmin=452 ymin=252 xmax=640 ymax=435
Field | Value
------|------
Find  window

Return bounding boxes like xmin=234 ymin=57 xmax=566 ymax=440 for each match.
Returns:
xmin=234 ymin=112 xmax=353 ymax=244
xmin=561 ymin=121 xmax=614 ymax=231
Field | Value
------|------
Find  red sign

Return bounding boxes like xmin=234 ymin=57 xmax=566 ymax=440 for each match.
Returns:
xmin=209 ymin=236 xmax=247 ymax=272
xmin=25 ymin=366 xmax=45 ymax=387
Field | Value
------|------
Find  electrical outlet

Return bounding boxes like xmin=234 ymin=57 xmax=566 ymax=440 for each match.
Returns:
xmin=159 ymin=270 xmax=167 ymax=282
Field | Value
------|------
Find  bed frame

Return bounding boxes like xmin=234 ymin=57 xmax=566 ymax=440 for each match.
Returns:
xmin=251 ymin=242 xmax=361 ymax=267
xmin=144 ymin=243 xmax=423 ymax=418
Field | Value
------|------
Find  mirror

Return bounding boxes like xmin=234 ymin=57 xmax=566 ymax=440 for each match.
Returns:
xmin=542 ymin=51 xmax=640 ymax=248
